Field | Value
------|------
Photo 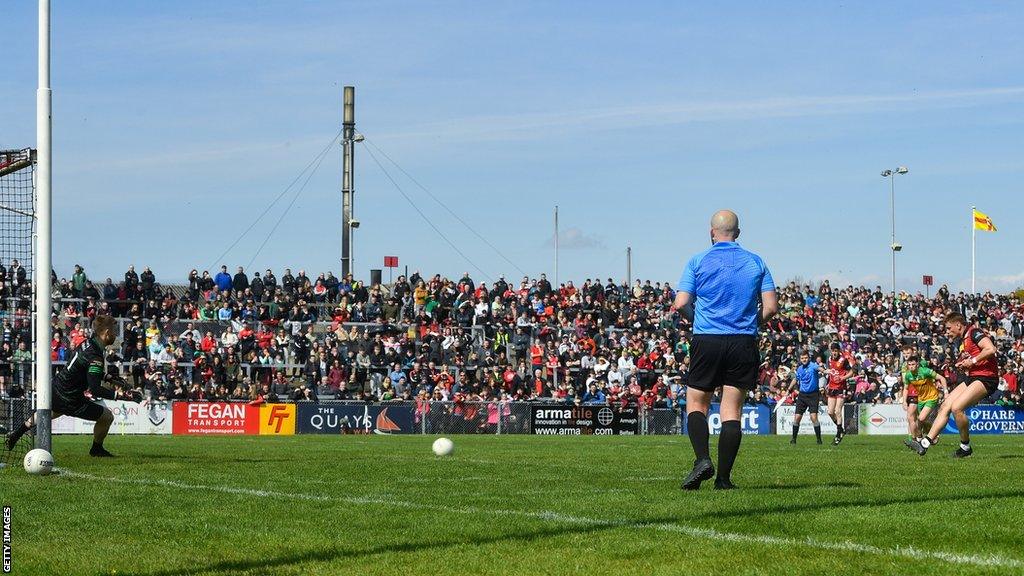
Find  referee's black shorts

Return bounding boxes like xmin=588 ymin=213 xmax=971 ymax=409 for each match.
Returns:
xmin=688 ymin=334 xmax=759 ymax=392
xmin=794 ymin=392 xmax=820 ymax=415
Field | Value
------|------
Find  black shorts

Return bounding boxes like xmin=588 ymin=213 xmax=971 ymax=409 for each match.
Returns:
xmin=794 ymin=392 xmax=820 ymax=415
xmin=957 ymin=375 xmax=1000 ymax=396
xmin=687 ymin=335 xmax=758 ymax=392
xmin=52 ymin=392 xmax=106 ymax=422
xmin=905 ymin=395 xmax=918 ymax=406
xmin=825 ymin=387 xmax=845 ymax=399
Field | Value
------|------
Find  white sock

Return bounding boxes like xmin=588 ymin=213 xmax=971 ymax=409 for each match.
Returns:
xmin=960 ymin=442 xmax=971 ymax=451
xmin=921 ymin=437 xmax=933 ymax=448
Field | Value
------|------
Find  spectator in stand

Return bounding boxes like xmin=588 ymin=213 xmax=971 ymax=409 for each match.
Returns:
xmin=199 ymin=270 xmax=215 ymax=297
xmin=102 ymin=278 xmax=117 ymax=301
xmin=72 ymin=264 xmax=88 ymax=297
xmin=251 ymin=272 xmax=265 ymax=301
xmin=187 ymin=269 xmax=201 ymax=300
xmin=124 ymin=265 xmax=139 ymax=300
xmin=215 ymin=265 xmax=233 ymax=294
xmin=263 ymin=269 xmax=277 ymax=299
xmin=582 ymin=383 xmax=605 ymax=405
xmin=9 ymin=259 xmax=26 ymax=288
xmin=233 ymin=266 xmax=250 ymax=294
xmin=140 ymin=267 xmax=156 ymax=300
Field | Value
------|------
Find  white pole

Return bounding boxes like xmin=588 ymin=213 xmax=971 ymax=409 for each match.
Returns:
xmin=890 ymin=174 xmax=896 ymax=296
xmin=971 ymin=205 xmax=976 ymax=294
xmin=35 ymin=0 xmax=54 ymax=452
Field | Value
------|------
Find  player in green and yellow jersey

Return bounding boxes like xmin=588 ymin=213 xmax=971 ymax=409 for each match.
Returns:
xmin=902 ymin=354 xmax=947 ymax=449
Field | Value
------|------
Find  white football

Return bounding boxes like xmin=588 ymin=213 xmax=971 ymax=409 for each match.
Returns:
xmin=24 ymin=448 xmax=54 ymax=476
xmin=432 ymin=437 xmax=454 ymax=457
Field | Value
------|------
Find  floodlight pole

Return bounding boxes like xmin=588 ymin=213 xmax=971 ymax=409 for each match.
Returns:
xmin=881 ymin=167 xmax=907 ymax=297
xmin=890 ymin=172 xmax=896 ymax=296
xmin=35 ymin=0 xmax=53 ymax=452
xmin=341 ymin=86 xmax=355 ymax=281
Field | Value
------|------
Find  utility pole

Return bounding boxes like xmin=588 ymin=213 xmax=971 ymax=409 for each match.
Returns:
xmin=341 ymin=86 xmax=356 ymax=280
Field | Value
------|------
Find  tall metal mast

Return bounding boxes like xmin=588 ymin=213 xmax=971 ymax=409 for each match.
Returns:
xmin=341 ymin=86 xmax=356 ymax=280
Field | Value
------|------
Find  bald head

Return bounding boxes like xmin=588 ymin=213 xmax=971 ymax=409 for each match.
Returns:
xmin=710 ymin=210 xmax=740 ymax=242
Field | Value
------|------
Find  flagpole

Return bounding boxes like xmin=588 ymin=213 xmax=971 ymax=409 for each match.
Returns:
xmin=971 ymin=205 xmax=976 ymax=294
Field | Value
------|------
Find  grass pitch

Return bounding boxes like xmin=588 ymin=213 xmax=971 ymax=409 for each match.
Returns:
xmin=3 ymin=434 xmax=1023 ymax=576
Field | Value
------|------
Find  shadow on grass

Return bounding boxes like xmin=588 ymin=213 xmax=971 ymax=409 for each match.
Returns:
xmin=131 ymin=454 xmax=294 ymax=464
xmin=741 ymin=480 xmax=862 ymax=491
xmin=110 ymin=517 xmax=655 ymax=576
xmin=997 ymin=454 xmax=1024 ymax=460
xmin=705 ymin=489 xmax=1024 ymax=521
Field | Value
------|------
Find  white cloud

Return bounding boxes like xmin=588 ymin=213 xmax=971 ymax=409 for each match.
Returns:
xmin=949 ymin=271 xmax=1024 ymax=294
xmin=379 ymin=86 xmax=1024 ymax=143
xmin=544 ymin=228 xmax=606 ymax=250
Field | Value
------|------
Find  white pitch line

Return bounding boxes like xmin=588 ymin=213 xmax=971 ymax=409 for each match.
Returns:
xmin=59 ymin=470 xmax=1022 ymax=570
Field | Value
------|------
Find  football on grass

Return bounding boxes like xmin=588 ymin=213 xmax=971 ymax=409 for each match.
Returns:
xmin=432 ymin=437 xmax=454 ymax=456
xmin=24 ymin=448 xmax=54 ymax=476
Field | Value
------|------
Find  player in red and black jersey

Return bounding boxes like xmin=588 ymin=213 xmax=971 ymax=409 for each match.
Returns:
xmin=825 ymin=343 xmax=853 ymax=445
xmin=912 ymin=312 xmax=999 ymax=458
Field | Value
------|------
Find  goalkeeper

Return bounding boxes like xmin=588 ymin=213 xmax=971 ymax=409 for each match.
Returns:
xmin=5 ymin=315 xmax=139 ymax=457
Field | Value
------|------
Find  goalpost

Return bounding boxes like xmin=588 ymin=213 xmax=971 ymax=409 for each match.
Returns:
xmin=35 ymin=0 xmax=54 ymax=454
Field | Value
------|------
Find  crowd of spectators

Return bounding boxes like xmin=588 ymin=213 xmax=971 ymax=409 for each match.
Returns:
xmin=1 ymin=262 xmax=1023 ymax=413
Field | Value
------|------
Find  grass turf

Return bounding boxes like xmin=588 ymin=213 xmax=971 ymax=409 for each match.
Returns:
xmin=3 ymin=434 xmax=1023 ymax=576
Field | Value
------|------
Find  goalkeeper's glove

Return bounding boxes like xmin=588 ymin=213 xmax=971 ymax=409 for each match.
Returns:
xmin=115 ymin=388 xmax=144 ymax=403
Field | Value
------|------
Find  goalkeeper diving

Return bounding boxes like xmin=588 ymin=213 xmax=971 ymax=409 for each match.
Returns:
xmin=5 ymin=315 xmax=141 ymax=457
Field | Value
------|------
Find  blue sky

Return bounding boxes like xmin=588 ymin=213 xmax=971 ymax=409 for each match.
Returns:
xmin=2 ymin=1 xmax=1022 ymax=293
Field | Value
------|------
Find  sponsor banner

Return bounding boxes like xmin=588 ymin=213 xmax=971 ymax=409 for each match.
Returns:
xmin=531 ymin=405 xmax=639 ymax=435
xmin=944 ymin=405 xmax=1024 ymax=435
xmin=259 ymin=404 xmax=296 ymax=436
xmin=295 ymin=403 xmax=415 ymax=434
xmin=172 ymin=402 xmax=259 ymax=435
xmin=681 ymin=404 xmax=771 ymax=436
xmin=859 ymin=404 xmax=910 ymax=435
xmin=775 ymin=405 xmax=838 ymax=435
xmin=53 ymin=400 xmax=171 ymax=435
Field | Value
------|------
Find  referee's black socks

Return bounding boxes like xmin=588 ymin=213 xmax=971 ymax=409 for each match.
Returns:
xmin=687 ymin=411 xmax=711 ymax=462
xmin=718 ymin=420 xmax=742 ymax=482
xmin=791 ymin=424 xmax=799 ymax=442
xmin=813 ymin=425 xmax=822 ymax=443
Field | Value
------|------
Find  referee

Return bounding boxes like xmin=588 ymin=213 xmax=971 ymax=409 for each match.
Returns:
xmin=671 ymin=210 xmax=777 ymax=490
xmin=789 ymin=350 xmax=823 ymax=445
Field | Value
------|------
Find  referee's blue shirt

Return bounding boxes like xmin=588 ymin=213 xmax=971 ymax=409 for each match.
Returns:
xmin=677 ymin=241 xmax=775 ymax=335
xmin=795 ymin=362 xmax=820 ymax=393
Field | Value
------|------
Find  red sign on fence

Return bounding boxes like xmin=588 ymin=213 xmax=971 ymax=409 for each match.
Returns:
xmin=384 ymin=256 xmax=398 ymax=268
xmin=172 ymin=402 xmax=259 ymax=435
xmin=923 ymin=275 xmax=934 ymax=286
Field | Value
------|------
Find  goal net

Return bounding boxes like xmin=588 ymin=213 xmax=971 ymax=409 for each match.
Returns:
xmin=0 ymin=148 xmax=36 ymax=470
